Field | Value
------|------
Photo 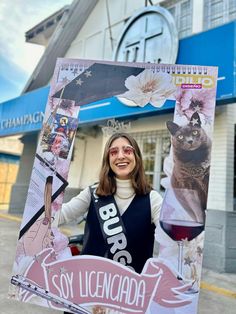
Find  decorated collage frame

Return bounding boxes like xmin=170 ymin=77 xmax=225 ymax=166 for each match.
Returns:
xmin=9 ymin=58 xmax=218 ymax=314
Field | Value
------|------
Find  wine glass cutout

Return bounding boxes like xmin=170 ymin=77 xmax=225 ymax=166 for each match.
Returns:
xmin=159 ymin=188 xmax=204 ymax=292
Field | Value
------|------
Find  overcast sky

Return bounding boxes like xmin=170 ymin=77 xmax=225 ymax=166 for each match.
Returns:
xmin=0 ymin=0 xmax=72 ymax=103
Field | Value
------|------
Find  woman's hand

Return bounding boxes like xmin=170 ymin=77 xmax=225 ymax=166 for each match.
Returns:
xmin=92 ymin=305 xmax=106 ymax=314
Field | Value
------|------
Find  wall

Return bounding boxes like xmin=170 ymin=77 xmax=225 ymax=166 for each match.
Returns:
xmin=76 ymin=131 xmax=103 ymax=188
xmin=65 ymin=0 xmax=164 ymax=61
xmin=207 ymin=103 xmax=236 ymax=212
xmin=204 ymin=210 xmax=236 ymax=273
xmin=9 ymin=133 xmax=37 ymax=214
xmin=203 ymin=103 xmax=236 ymax=272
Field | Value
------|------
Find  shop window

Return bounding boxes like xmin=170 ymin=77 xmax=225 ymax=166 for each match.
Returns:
xmin=163 ymin=0 xmax=193 ymax=38
xmin=204 ymin=0 xmax=236 ymax=30
xmin=0 ymin=154 xmax=19 ymax=209
xmin=132 ymin=131 xmax=171 ymax=193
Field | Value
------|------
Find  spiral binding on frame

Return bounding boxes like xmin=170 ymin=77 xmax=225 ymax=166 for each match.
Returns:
xmin=57 ymin=62 xmax=90 ymax=83
xmin=59 ymin=62 xmax=209 ymax=76
xmin=146 ymin=64 xmax=208 ymax=75
xmin=11 ymin=275 xmax=90 ymax=314
xmin=60 ymin=63 xmax=89 ymax=73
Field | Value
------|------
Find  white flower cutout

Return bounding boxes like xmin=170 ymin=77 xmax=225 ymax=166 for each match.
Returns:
xmin=117 ymin=69 xmax=176 ymax=108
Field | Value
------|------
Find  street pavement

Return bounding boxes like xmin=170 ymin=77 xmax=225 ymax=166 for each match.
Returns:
xmin=0 ymin=212 xmax=235 ymax=314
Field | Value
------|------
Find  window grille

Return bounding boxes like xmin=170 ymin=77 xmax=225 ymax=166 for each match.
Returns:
xmin=132 ymin=130 xmax=171 ymax=193
xmin=204 ymin=0 xmax=236 ymax=30
xmin=163 ymin=0 xmax=193 ymax=38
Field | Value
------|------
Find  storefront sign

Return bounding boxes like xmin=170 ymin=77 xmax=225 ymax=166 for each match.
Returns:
xmin=0 ymin=111 xmax=44 ymax=130
xmin=0 ymin=86 xmax=49 ymax=137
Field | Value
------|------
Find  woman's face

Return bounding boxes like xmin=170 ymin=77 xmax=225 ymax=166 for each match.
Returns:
xmin=109 ymin=137 xmax=136 ymax=180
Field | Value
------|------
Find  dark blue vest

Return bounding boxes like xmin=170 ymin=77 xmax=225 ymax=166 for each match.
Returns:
xmin=81 ymin=193 xmax=155 ymax=273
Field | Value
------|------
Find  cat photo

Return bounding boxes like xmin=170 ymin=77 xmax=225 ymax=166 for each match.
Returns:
xmin=166 ymin=112 xmax=211 ymax=223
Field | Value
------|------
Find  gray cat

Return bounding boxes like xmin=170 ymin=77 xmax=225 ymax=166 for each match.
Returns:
xmin=166 ymin=112 xmax=211 ymax=222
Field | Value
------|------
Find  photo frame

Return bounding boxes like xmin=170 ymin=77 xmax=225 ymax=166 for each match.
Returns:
xmin=10 ymin=58 xmax=218 ymax=314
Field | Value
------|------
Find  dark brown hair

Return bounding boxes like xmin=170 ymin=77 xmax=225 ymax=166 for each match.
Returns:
xmin=96 ymin=132 xmax=152 ymax=196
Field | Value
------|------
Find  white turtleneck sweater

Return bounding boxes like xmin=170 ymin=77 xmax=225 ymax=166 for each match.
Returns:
xmin=59 ymin=178 xmax=162 ymax=226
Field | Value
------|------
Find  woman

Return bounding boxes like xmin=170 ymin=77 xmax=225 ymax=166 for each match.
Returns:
xmin=60 ymin=132 xmax=162 ymax=270
xmin=60 ymin=132 xmax=162 ymax=313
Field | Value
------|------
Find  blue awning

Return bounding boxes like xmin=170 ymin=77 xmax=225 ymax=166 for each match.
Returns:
xmin=0 ymin=21 xmax=236 ymax=137
xmin=177 ymin=21 xmax=236 ymax=104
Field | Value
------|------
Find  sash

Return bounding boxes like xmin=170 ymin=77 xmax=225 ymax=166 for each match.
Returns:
xmin=89 ymin=185 xmax=135 ymax=271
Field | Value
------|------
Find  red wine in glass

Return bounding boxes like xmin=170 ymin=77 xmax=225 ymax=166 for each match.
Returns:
xmin=159 ymin=188 xmax=205 ymax=290
xmin=160 ymin=219 xmax=204 ymax=241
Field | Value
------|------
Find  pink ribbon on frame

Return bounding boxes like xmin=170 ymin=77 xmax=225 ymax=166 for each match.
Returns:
xmin=20 ymin=249 xmax=192 ymax=312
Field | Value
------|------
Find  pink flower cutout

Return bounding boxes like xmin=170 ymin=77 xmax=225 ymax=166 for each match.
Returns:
xmin=175 ymin=87 xmax=216 ymax=120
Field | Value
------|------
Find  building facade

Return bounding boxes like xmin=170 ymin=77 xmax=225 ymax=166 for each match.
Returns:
xmin=0 ymin=0 xmax=236 ymax=272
